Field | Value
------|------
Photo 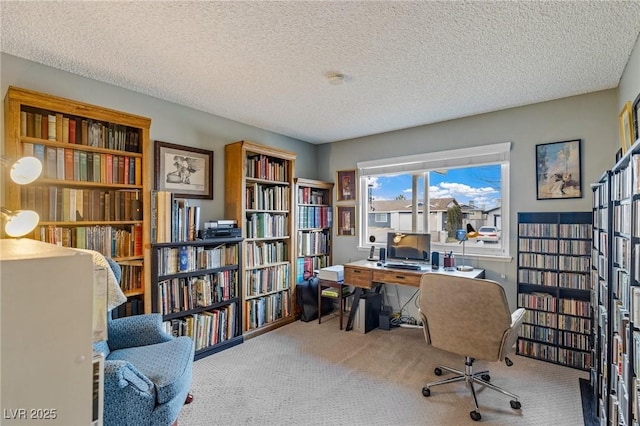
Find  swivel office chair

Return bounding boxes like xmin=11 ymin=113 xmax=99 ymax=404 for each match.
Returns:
xmin=418 ymin=273 xmax=525 ymax=421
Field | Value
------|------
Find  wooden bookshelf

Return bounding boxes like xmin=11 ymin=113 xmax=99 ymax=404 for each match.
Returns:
xmin=3 ymin=86 xmax=151 ymax=315
xmin=224 ymin=140 xmax=296 ymax=338
xmin=294 ymin=178 xmax=334 ymax=284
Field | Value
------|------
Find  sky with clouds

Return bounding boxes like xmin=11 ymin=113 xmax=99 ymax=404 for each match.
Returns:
xmin=367 ymin=164 xmax=501 ymax=209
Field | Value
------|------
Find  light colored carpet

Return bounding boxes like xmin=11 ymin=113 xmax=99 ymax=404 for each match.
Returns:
xmin=179 ymin=317 xmax=587 ymax=425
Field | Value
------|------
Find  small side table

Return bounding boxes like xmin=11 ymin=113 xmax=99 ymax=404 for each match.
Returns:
xmin=318 ymin=278 xmax=352 ymax=330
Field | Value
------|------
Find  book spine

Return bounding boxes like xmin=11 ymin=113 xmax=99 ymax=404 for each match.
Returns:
xmin=47 ymin=115 xmax=56 ymax=141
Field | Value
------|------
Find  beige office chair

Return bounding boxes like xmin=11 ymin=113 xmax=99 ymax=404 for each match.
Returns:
xmin=418 ymin=273 xmax=525 ymax=421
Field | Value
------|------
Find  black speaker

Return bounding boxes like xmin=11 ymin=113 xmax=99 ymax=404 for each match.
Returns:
xmin=431 ymin=251 xmax=439 ymax=270
xmin=379 ymin=247 xmax=386 ymax=262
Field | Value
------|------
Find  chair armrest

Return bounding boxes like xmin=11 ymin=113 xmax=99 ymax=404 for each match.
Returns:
xmin=108 ymin=314 xmax=173 ymax=350
xmin=499 ymin=307 xmax=527 ymax=360
xmin=103 ymin=360 xmax=156 ymax=424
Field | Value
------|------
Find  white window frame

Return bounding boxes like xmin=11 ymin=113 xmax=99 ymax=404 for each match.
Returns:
xmin=357 ymin=142 xmax=511 ymax=260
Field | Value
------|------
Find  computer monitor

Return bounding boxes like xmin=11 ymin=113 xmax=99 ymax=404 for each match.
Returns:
xmin=386 ymin=232 xmax=430 ymax=263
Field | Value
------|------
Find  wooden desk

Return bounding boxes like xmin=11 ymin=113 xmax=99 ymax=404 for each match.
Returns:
xmin=343 ymin=260 xmax=485 ymax=331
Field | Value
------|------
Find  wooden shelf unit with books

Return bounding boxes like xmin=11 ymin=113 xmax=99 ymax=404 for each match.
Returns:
xmin=294 ymin=178 xmax=334 ymax=285
xmin=224 ymin=140 xmax=296 ymax=338
xmin=516 ymin=211 xmax=593 ymax=371
xmin=3 ymin=86 xmax=151 ymax=316
xmin=150 ymin=236 xmax=244 ymax=360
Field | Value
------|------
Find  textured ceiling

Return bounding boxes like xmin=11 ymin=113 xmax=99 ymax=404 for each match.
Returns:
xmin=2 ymin=1 xmax=640 ymax=144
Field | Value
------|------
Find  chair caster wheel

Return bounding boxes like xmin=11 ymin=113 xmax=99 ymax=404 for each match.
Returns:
xmin=434 ymin=367 xmax=443 ymax=376
xmin=422 ymin=387 xmax=431 ymax=397
xmin=481 ymin=374 xmax=490 ymax=382
xmin=470 ymin=410 xmax=481 ymax=421
xmin=510 ymin=400 xmax=521 ymax=409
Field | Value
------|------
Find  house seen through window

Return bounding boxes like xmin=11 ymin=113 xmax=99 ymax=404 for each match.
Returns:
xmin=357 ymin=143 xmax=510 ymax=258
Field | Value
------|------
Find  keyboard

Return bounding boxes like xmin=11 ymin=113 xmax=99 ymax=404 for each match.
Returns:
xmin=383 ymin=262 xmax=428 ymax=271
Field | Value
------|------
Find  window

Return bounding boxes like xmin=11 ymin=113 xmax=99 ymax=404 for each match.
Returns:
xmin=357 ymin=143 xmax=510 ymax=258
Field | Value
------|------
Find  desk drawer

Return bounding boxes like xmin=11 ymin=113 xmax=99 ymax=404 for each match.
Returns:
xmin=372 ymin=270 xmax=422 ymax=287
xmin=344 ymin=266 xmax=372 ymax=289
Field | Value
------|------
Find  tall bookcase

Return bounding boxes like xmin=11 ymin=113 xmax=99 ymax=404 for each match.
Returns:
xmin=3 ymin=86 xmax=151 ymax=315
xmin=224 ymin=140 xmax=296 ymax=338
xmin=150 ymin=236 xmax=244 ymax=359
xmin=516 ymin=211 xmax=593 ymax=371
xmin=591 ymin=142 xmax=640 ymax=425
xmin=294 ymin=178 xmax=333 ymax=284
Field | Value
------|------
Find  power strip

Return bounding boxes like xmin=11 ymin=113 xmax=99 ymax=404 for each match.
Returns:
xmin=399 ymin=323 xmax=423 ymax=329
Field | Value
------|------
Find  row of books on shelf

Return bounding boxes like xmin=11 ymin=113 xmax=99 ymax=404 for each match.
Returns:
xmin=151 ymin=191 xmax=201 ymax=243
xmin=37 ymin=224 xmax=142 ymax=258
xmin=162 ymin=304 xmax=237 ymax=351
xmin=297 ymin=206 xmax=332 ymax=229
xmin=111 ymin=298 xmax=144 ymax=319
xmin=156 ymin=244 xmax=238 ymax=276
xmin=245 ymin=240 xmax=288 ymax=268
xmin=295 ymin=256 xmax=330 ymax=284
xmin=26 ymin=143 xmax=141 ymax=185
xmin=297 ymin=230 xmax=330 ymax=256
xmin=245 ymin=213 xmax=288 ymax=239
xmin=610 ymin=154 xmax=640 ymax=201
xmin=518 ymin=292 xmax=591 ymax=315
xmin=245 ymin=291 xmax=290 ymax=330
xmin=518 ymin=254 xmax=590 ymax=272
xmin=22 ymin=186 xmax=141 ymax=223
xmin=517 ymin=339 xmax=590 ymax=369
xmin=157 ymin=271 xmax=237 ymax=315
xmin=518 ymin=270 xmax=589 ymax=290
xmin=119 ymin=263 xmax=143 ymax=293
xmin=297 ymin=187 xmax=327 ymax=205
xmin=20 ymin=109 xmax=141 ymax=153
xmin=245 ymin=153 xmax=289 ymax=182
xmin=518 ymin=223 xmax=559 ymax=238
xmin=613 ymin=202 xmax=631 ymax=234
xmin=245 ymin=183 xmax=290 ymax=211
xmin=523 ymin=315 xmax=591 ymax=335
xmin=245 ymin=264 xmax=290 ymax=297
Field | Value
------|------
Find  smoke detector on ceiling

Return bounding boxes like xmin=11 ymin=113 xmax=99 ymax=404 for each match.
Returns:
xmin=327 ymin=73 xmax=346 ymax=85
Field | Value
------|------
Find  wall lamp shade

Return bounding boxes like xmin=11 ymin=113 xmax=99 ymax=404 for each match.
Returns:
xmin=1 ymin=156 xmax=43 ymax=184
xmin=1 ymin=208 xmax=39 ymax=237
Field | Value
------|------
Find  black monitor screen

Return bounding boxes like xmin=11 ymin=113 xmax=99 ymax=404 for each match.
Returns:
xmin=386 ymin=232 xmax=430 ymax=262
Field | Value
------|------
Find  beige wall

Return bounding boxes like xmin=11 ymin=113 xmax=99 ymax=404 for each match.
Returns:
xmin=0 ymin=53 xmax=318 ymax=222
xmin=318 ymin=90 xmax=619 ymax=312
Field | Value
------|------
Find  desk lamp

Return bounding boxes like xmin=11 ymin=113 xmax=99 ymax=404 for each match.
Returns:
xmin=456 ymin=224 xmax=479 ymax=272
xmin=1 ymin=156 xmax=42 ymax=237
xmin=1 ymin=208 xmax=40 ymax=237
xmin=1 ymin=156 xmax=43 ymax=185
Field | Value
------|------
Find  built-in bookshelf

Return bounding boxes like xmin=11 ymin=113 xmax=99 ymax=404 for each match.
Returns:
xmin=294 ymin=178 xmax=333 ymax=285
xmin=224 ymin=140 xmax=296 ymax=338
xmin=150 ymin=236 xmax=243 ymax=359
xmin=591 ymin=139 xmax=640 ymax=425
xmin=516 ymin=211 xmax=593 ymax=371
xmin=3 ymin=86 xmax=151 ymax=316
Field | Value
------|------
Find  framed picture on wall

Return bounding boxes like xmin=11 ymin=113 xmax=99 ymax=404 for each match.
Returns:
xmin=336 ymin=206 xmax=356 ymax=236
xmin=154 ymin=140 xmax=214 ymax=199
xmin=535 ymin=139 xmax=582 ymax=200
xmin=336 ymin=169 xmax=357 ymax=202
xmin=620 ymin=101 xmax=635 ymax=154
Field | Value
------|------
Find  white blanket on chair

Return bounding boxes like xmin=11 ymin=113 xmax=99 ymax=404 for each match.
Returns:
xmin=73 ymin=248 xmax=127 ymax=311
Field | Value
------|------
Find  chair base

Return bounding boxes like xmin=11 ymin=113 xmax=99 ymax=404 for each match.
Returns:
xmin=422 ymin=356 xmax=521 ymax=421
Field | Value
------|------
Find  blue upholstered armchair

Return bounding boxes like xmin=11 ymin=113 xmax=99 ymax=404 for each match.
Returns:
xmin=94 ymin=258 xmax=194 ymax=426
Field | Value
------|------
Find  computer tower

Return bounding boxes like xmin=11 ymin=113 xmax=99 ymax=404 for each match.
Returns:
xmin=354 ymin=293 xmax=382 ymax=334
